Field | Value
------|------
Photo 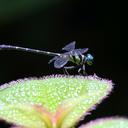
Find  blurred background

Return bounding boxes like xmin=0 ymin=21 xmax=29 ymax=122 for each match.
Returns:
xmin=0 ymin=0 xmax=126 ymax=127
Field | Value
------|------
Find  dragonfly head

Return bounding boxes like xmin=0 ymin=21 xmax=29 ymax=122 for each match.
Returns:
xmin=85 ymin=54 xmax=94 ymax=65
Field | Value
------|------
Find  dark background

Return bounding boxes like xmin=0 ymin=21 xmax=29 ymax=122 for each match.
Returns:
xmin=0 ymin=0 xmax=126 ymax=127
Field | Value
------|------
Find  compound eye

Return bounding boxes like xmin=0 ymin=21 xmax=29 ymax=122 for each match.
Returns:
xmin=86 ymin=54 xmax=93 ymax=65
xmin=87 ymin=54 xmax=93 ymax=60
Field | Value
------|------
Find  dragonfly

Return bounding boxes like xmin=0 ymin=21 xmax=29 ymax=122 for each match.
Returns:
xmin=0 ymin=41 xmax=93 ymax=75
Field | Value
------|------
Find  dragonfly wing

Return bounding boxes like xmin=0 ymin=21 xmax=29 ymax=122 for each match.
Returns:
xmin=76 ymin=48 xmax=89 ymax=54
xmin=62 ymin=41 xmax=76 ymax=51
xmin=54 ymin=56 xmax=69 ymax=68
xmin=48 ymin=56 xmax=58 ymax=63
xmin=71 ymin=48 xmax=89 ymax=55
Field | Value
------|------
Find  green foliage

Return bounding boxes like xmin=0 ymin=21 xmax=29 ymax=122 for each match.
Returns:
xmin=0 ymin=75 xmax=113 ymax=128
xmin=80 ymin=117 xmax=128 ymax=128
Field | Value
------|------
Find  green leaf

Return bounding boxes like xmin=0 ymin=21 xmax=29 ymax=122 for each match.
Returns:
xmin=0 ymin=104 xmax=52 ymax=128
xmin=80 ymin=117 xmax=128 ymax=128
xmin=0 ymin=75 xmax=113 ymax=128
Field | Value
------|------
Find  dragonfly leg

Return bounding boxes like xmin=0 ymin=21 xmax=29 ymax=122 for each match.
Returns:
xmin=77 ymin=65 xmax=87 ymax=76
xmin=82 ymin=64 xmax=87 ymax=76
xmin=78 ymin=68 xmax=82 ymax=75
xmin=63 ymin=66 xmax=76 ymax=75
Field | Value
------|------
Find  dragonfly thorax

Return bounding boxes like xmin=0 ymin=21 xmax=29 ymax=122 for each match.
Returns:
xmin=69 ymin=54 xmax=85 ymax=65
